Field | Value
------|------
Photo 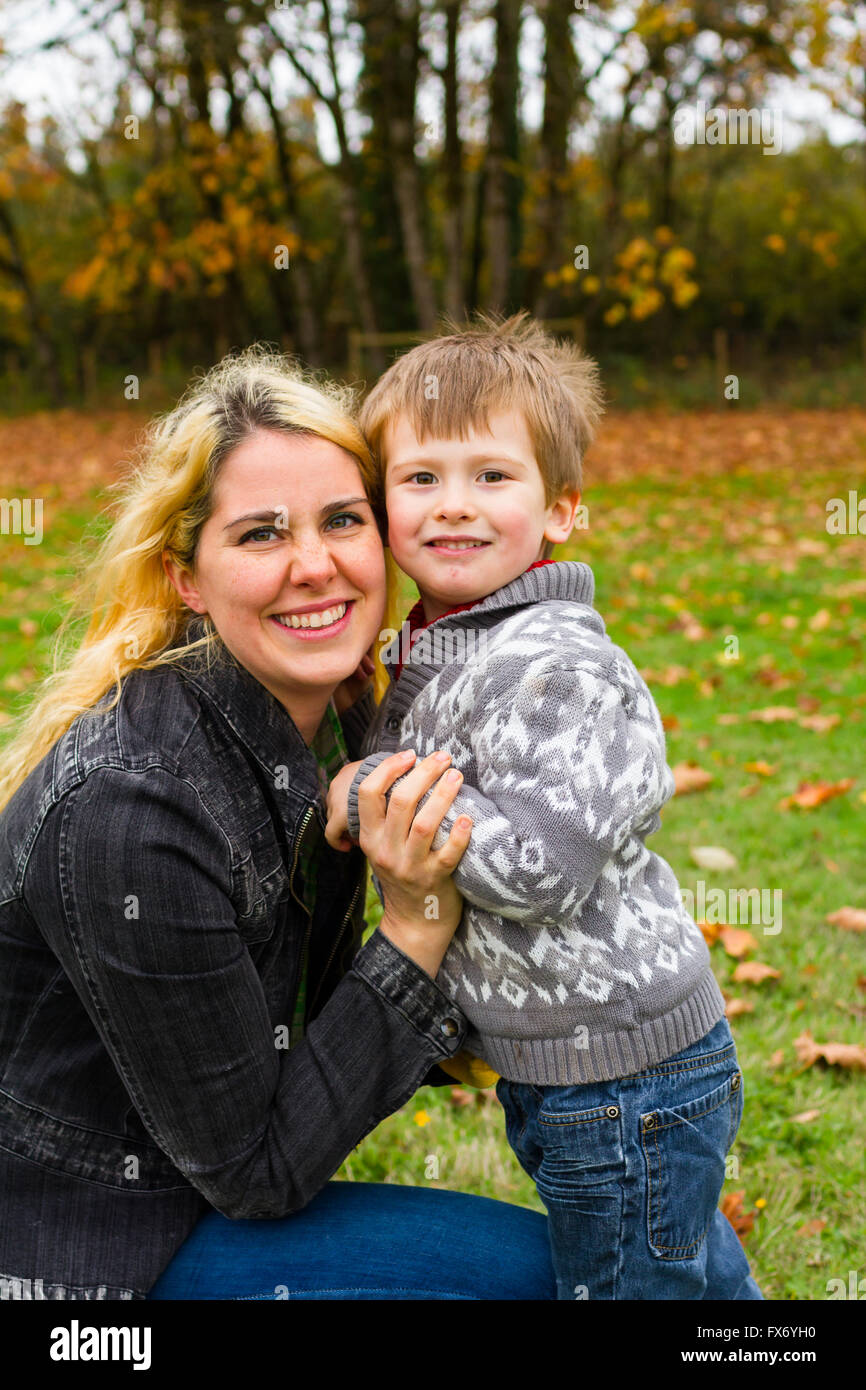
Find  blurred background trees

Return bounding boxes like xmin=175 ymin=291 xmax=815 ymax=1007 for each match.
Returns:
xmin=0 ymin=0 xmax=864 ymax=406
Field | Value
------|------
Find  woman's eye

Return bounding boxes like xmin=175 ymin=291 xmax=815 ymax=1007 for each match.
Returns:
xmin=326 ymin=512 xmax=364 ymax=530
xmin=240 ymin=525 xmax=280 ymax=544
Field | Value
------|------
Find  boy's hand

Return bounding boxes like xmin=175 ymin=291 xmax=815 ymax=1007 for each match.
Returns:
xmin=332 ymin=651 xmax=376 ymax=715
xmin=325 ymin=760 xmax=366 ymax=851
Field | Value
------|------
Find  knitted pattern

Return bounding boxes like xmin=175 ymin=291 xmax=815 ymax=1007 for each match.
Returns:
xmin=347 ymin=562 xmax=725 ymax=1083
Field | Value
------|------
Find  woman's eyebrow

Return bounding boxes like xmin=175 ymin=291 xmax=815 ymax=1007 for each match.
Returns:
xmin=223 ymin=498 xmax=370 ymax=530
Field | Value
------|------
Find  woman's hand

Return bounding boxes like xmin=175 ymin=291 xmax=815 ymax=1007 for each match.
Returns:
xmin=355 ymin=749 xmax=473 ymax=978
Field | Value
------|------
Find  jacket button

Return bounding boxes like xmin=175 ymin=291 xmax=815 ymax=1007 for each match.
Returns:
xmin=386 ymin=716 xmax=401 ymax=733
xmin=440 ymin=1018 xmax=459 ymax=1038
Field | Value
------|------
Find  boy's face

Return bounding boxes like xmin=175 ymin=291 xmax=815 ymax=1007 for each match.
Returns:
xmin=383 ymin=408 xmax=581 ymax=622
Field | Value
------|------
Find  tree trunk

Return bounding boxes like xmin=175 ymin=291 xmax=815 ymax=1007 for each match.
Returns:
xmin=441 ymin=0 xmax=464 ymax=320
xmin=531 ymin=0 xmax=577 ymax=318
xmin=484 ymin=0 xmax=522 ymax=313
xmin=0 ymin=199 xmax=64 ymax=404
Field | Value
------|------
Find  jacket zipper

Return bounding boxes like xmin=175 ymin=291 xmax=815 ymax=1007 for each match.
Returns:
xmin=307 ymin=871 xmax=364 ymax=1018
xmin=288 ymin=805 xmax=314 ymax=1033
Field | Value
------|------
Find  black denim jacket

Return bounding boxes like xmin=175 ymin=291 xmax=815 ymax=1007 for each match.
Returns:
xmin=0 ymin=620 xmax=467 ymax=1299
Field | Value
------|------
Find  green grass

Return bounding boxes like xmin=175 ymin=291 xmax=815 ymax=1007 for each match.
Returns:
xmin=1 ymin=409 xmax=863 ymax=1300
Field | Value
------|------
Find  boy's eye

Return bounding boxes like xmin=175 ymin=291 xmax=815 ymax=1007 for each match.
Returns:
xmin=480 ymin=470 xmax=506 ymax=482
xmin=409 ymin=471 xmax=437 ymax=485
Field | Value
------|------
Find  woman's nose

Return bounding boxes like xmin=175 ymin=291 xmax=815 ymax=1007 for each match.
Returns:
xmin=286 ymin=533 xmax=339 ymax=585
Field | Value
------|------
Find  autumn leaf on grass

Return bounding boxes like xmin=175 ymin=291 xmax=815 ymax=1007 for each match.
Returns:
xmin=449 ymin=1088 xmax=474 ymax=1108
xmin=779 ymin=779 xmax=855 ymax=811
xmin=796 ymin=1219 xmax=827 ymax=1238
xmin=793 ymin=1032 xmax=866 ymax=1072
xmin=720 ymin=1190 xmax=756 ymax=1245
xmin=733 ymin=961 xmax=781 ymax=985
xmin=748 ymin=706 xmax=800 ymax=723
xmin=743 ymin=761 xmax=777 ymax=776
xmin=790 ymin=1109 xmax=821 ymax=1124
xmin=799 ymin=714 xmax=841 ymax=733
xmin=719 ymin=926 xmax=758 ymax=958
xmin=725 ymin=997 xmax=754 ymax=1018
xmin=673 ymin=762 xmax=713 ymax=795
xmin=698 ymin=920 xmax=720 ymax=946
xmin=826 ymin=907 xmax=866 ymax=934
xmin=690 ymin=845 xmax=737 ymax=872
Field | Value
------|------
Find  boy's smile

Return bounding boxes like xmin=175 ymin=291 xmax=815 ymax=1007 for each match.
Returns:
xmin=383 ymin=409 xmax=582 ymax=622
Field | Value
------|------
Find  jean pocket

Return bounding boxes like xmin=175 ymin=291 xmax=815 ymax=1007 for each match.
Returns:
xmin=641 ymin=1068 xmax=743 ymax=1260
xmin=536 ymin=1100 xmax=625 ymax=1205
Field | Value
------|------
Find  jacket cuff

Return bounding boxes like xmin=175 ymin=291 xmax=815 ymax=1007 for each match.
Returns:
xmin=339 ymin=687 xmax=377 ymax=762
xmin=346 ymin=751 xmax=391 ymax=841
xmin=350 ymin=929 xmax=467 ymax=1059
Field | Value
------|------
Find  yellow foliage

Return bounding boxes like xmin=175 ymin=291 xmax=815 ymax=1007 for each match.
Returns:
xmin=604 ymin=303 xmax=627 ymax=326
xmin=630 ymin=287 xmax=664 ymax=320
xmin=582 ymin=275 xmax=601 ymax=295
xmin=763 ymin=233 xmax=786 ymax=254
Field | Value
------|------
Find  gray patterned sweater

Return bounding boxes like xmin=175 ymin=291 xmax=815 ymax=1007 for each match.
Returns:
xmin=346 ymin=561 xmax=725 ymax=1084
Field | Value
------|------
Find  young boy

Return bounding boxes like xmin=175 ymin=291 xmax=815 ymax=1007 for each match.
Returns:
xmin=325 ymin=313 xmax=762 ymax=1301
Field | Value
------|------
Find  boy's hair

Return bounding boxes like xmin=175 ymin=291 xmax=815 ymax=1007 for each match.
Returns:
xmin=359 ymin=311 xmax=604 ymax=537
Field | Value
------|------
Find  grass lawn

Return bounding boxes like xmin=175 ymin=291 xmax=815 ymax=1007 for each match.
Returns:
xmin=1 ymin=405 xmax=864 ymax=1300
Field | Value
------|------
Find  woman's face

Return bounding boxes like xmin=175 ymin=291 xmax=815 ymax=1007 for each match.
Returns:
xmin=167 ymin=428 xmax=386 ymax=724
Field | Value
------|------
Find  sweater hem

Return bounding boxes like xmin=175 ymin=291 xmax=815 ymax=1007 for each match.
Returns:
xmin=467 ymin=969 xmax=727 ymax=1084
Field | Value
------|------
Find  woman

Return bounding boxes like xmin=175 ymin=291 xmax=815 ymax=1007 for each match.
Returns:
xmin=0 ymin=347 xmax=555 ymax=1300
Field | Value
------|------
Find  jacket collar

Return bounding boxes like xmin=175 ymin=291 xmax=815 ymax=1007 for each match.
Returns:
xmin=383 ymin=559 xmax=596 ymax=677
xmin=175 ymin=616 xmax=322 ymax=803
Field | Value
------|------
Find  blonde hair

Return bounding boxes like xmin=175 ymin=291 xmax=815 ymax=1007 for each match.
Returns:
xmin=0 ymin=345 xmax=380 ymax=811
xmin=359 ymin=310 xmax=604 ymax=516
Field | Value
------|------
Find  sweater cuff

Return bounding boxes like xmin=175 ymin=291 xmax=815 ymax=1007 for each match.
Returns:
xmin=339 ymin=687 xmax=377 ymax=762
xmin=350 ymin=929 xmax=467 ymax=1059
xmin=346 ymin=751 xmax=392 ymax=841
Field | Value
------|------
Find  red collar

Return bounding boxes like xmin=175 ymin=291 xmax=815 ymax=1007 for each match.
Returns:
xmin=393 ymin=559 xmax=557 ymax=681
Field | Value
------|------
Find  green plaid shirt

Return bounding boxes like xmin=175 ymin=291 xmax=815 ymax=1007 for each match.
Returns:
xmin=290 ymin=700 xmax=351 ymax=1047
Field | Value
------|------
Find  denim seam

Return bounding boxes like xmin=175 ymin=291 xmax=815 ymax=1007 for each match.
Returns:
xmin=623 ymin=1044 xmax=736 ymax=1080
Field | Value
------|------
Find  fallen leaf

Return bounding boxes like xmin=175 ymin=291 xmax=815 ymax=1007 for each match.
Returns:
xmin=720 ymin=1190 xmax=756 ymax=1244
xmin=698 ymin=920 xmax=720 ymax=946
xmin=673 ymin=762 xmax=713 ymax=794
xmin=738 ymin=783 xmax=761 ymax=798
xmin=799 ymin=714 xmax=841 ymax=733
xmin=690 ymin=845 xmax=738 ymax=872
xmin=779 ymin=779 xmax=854 ymax=810
xmin=791 ymin=1109 xmax=821 ymax=1124
xmin=733 ymin=961 xmax=781 ymax=984
xmin=808 ymin=609 xmax=832 ymax=632
xmin=719 ymin=926 xmax=758 ymax=958
xmin=768 ymin=1049 xmax=785 ymax=1068
xmin=857 ymin=977 xmax=866 ymax=993
xmin=661 ymin=714 xmax=680 ymax=731
xmin=823 ymin=858 xmax=840 ymax=873
xmin=448 ymin=1088 xmax=474 ymax=1108
xmin=725 ymin=997 xmax=754 ymax=1018
xmin=717 ymin=713 xmax=741 ymax=725
xmin=827 ymin=907 xmax=866 ymax=933
xmin=793 ymin=1032 xmax=866 ymax=1072
xmin=744 ymin=761 xmax=777 ymax=776
xmin=748 ymin=706 xmax=800 ymax=723
xmin=796 ymin=1218 xmax=827 ymax=1237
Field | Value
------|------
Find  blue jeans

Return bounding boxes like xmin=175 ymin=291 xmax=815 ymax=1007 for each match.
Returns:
xmin=146 ymin=1181 xmax=556 ymax=1299
xmin=497 ymin=1017 xmax=764 ymax=1300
